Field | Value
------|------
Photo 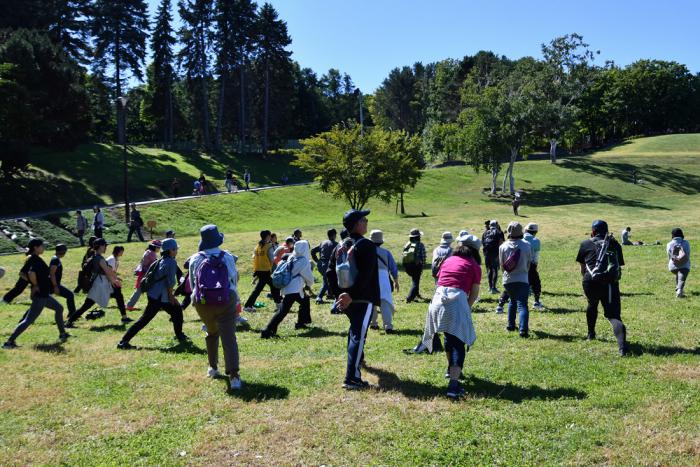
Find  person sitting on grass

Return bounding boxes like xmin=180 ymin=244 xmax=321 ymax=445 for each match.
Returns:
xmin=667 ymin=227 xmax=691 ymax=298
xmin=421 ymin=234 xmax=481 ymax=399
xmin=117 ymin=238 xmax=189 ymax=349
xmin=3 ymin=239 xmax=70 ymax=349
xmin=66 ymin=239 xmax=125 ymax=326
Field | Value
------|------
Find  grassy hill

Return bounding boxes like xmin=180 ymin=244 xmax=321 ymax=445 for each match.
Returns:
xmin=0 ymin=143 xmax=309 ymax=216
xmin=0 ymin=134 xmax=698 ymax=464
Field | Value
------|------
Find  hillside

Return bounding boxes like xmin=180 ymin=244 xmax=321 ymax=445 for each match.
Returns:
xmin=0 ymin=134 xmax=698 ymax=465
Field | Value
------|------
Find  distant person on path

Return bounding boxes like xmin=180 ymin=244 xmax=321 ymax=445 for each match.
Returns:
xmin=421 ymin=233 xmax=481 ymax=399
xmin=171 ymin=177 xmax=180 ymax=197
xmin=75 ymin=210 xmax=88 ymax=246
xmin=431 ymin=231 xmax=454 ymax=282
xmin=667 ymin=227 xmax=691 ymax=298
xmin=482 ymin=220 xmax=505 ymax=294
xmin=127 ymin=203 xmax=145 ymax=242
xmin=369 ymin=229 xmax=399 ymax=332
xmin=225 ymin=168 xmax=236 ymax=193
xmin=403 ymin=228 xmax=427 ymax=303
xmin=126 ymin=240 xmax=162 ymax=311
xmin=49 ymin=244 xmax=76 ymax=319
xmin=244 ymin=169 xmax=251 ymax=190
xmin=576 ymin=220 xmax=629 ymax=356
xmin=189 ymin=224 xmax=243 ymax=390
xmin=243 ymin=230 xmax=280 ymax=313
xmin=311 ymin=228 xmax=338 ymax=304
xmin=261 ymin=240 xmax=314 ymax=338
xmin=499 ymin=221 xmax=532 ymax=338
xmin=332 ymin=209 xmax=379 ymax=390
xmin=67 ymin=239 xmax=127 ymax=326
xmin=92 ymin=206 xmax=104 ymax=238
xmin=3 ymin=239 xmax=70 ymax=349
xmin=118 ymin=238 xmax=188 ymax=349
xmin=281 ymin=173 xmax=289 ymax=185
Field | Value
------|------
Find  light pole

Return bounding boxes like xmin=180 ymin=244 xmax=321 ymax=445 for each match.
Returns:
xmin=117 ymin=96 xmax=130 ymax=223
xmin=354 ymin=88 xmax=364 ymax=135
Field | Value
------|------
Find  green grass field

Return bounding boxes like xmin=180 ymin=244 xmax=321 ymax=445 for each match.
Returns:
xmin=0 ymin=135 xmax=698 ymax=465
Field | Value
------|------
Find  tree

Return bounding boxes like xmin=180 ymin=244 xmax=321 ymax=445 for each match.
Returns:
xmin=230 ymin=0 xmax=258 ymax=153
xmin=46 ymin=0 xmax=93 ymax=65
xmin=372 ymin=64 xmax=425 ymax=134
xmin=256 ymin=2 xmax=291 ymax=155
xmin=295 ymin=123 xmax=423 ymax=210
xmin=178 ymin=0 xmax=214 ymax=149
xmin=212 ymin=0 xmax=237 ymax=150
xmin=540 ymin=33 xmax=596 ymax=163
xmin=147 ymin=0 xmax=176 ymax=145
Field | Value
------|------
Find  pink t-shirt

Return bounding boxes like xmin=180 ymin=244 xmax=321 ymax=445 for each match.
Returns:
xmin=437 ymin=255 xmax=481 ymax=294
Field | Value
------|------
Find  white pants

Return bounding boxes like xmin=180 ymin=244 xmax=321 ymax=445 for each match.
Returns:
xmin=371 ymin=299 xmax=393 ymax=330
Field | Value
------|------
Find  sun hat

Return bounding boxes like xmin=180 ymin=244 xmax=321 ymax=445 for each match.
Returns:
xmin=441 ymin=231 xmax=454 ymax=243
xmin=408 ymin=228 xmax=423 ymax=238
xmin=525 ymin=223 xmax=538 ymax=233
xmin=150 ymin=239 xmax=162 ymax=248
xmin=370 ymin=229 xmax=384 ymax=245
xmin=342 ymin=209 xmax=371 ymax=230
xmin=458 ymin=229 xmax=469 ymax=237
xmin=161 ymin=238 xmax=178 ymax=252
xmin=165 ymin=229 xmax=175 ymax=238
xmin=489 ymin=220 xmax=498 ymax=228
xmin=457 ymin=234 xmax=482 ymax=250
xmin=198 ymin=224 xmax=224 ymax=250
xmin=506 ymin=221 xmax=524 ymax=239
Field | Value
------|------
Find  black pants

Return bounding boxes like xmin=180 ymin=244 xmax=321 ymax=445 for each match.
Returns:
xmin=484 ymin=253 xmax=499 ymax=290
xmin=77 ymin=230 xmax=85 ymax=246
xmin=582 ymin=281 xmax=626 ymax=350
xmin=127 ymin=224 xmax=144 ymax=242
xmin=3 ymin=278 xmax=29 ymax=303
xmin=69 ymin=288 xmax=126 ymax=321
xmin=263 ymin=293 xmax=311 ymax=334
xmin=405 ymin=264 xmax=423 ymax=302
xmin=244 ymin=271 xmax=281 ymax=308
xmin=56 ymin=285 xmax=77 ymax=316
xmin=444 ymin=332 xmax=467 ymax=368
xmin=94 ymin=227 xmax=103 ymax=239
xmin=529 ymin=263 xmax=541 ymax=301
xmin=345 ymin=301 xmax=373 ymax=383
xmin=120 ymin=296 xmax=184 ymax=344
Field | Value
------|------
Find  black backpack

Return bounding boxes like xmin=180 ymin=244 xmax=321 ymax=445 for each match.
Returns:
xmin=586 ymin=235 xmax=621 ymax=283
xmin=78 ymin=256 xmax=98 ymax=292
xmin=482 ymin=229 xmax=500 ymax=252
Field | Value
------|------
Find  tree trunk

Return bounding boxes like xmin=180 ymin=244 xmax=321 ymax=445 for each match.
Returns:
xmin=115 ymin=31 xmax=121 ymax=143
xmin=504 ymin=147 xmax=518 ymax=194
xmin=549 ymin=139 xmax=558 ymax=163
xmin=262 ymin=62 xmax=270 ymax=156
xmin=202 ymin=78 xmax=210 ymax=150
xmin=490 ymin=166 xmax=499 ymax=195
xmin=400 ymin=191 xmax=405 ymax=214
xmin=239 ymin=60 xmax=246 ymax=154
xmin=166 ymin=81 xmax=173 ymax=146
xmin=215 ymin=73 xmax=226 ymax=151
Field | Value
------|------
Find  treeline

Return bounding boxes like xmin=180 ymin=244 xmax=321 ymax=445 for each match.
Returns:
xmin=370 ymin=34 xmax=700 ymax=193
xmin=0 ymin=0 xmax=366 ymax=175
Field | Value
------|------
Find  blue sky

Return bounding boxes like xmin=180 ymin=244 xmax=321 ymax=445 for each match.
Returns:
xmin=149 ymin=0 xmax=700 ymax=92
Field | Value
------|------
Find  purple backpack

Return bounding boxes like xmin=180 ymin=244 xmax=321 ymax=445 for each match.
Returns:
xmin=193 ymin=252 xmax=230 ymax=306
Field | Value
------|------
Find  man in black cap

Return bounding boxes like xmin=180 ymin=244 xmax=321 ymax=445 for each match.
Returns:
xmin=332 ymin=209 xmax=379 ymax=389
xmin=576 ymin=220 xmax=629 ymax=356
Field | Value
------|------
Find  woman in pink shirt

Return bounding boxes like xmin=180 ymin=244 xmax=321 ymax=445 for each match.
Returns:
xmin=126 ymin=240 xmax=161 ymax=310
xmin=421 ymin=234 xmax=482 ymax=399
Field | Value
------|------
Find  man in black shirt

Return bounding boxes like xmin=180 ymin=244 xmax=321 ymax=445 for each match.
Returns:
xmin=311 ymin=228 xmax=338 ymax=304
xmin=334 ymin=209 xmax=380 ymax=389
xmin=49 ymin=244 xmax=76 ymax=317
xmin=127 ymin=203 xmax=145 ymax=242
xmin=576 ymin=220 xmax=629 ymax=356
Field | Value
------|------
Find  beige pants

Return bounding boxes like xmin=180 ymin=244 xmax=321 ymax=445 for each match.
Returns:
xmin=371 ymin=299 xmax=394 ymax=330
xmin=194 ymin=301 xmax=239 ymax=375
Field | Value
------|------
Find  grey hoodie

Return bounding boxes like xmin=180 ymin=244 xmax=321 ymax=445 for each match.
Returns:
xmin=667 ymin=237 xmax=691 ymax=271
xmin=499 ymin=239 xmax=532 ymax=285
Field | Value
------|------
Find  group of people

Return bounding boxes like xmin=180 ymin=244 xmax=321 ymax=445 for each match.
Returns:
xmin=194 ymin=170 xmax=252 ymax=196
xmin=0 ymin=208 xmax=692 ymax=398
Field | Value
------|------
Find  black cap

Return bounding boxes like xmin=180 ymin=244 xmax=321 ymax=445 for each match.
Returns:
xmin=93 ymin=238 xmax=108 ymax=247
xmin=592 ymin=220 xmax=608 ymax=236
xmin=26 ymin=238 xmax=45 ymax=250
xmin=55 ymin=244 xmax=68 ymax=253
xmin=671 ymin=227 xmax=684 ymax=239
xmin=342 ymin=209 xmax=370 ymax=230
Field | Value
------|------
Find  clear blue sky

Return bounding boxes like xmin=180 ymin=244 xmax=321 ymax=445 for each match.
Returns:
xmin=148 ymin=0 xmax=700 ymax=92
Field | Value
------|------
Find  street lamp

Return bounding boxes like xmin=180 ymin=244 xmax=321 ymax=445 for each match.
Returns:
xmin=117 ymin=96 xmax=130 ymax=223
xmin=353 ymin=88 xmax=364 ymax=135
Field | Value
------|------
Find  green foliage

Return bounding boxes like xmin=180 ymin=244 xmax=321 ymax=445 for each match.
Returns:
xmin=295 ymin=124 xmax=423 ymax=210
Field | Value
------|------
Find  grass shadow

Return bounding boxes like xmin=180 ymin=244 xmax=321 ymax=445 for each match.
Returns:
xmin=381 ymin=328 xmax=423 ymax=337
xmin=543 ymin=291 xmax=583 ymax=298
xmin=33 ymin=342 xmax=66 ymax=354
xmin=297 ymin=327 xmax=347 ymax=338
xmin=364 ymin=366 xmax=587 ymax=402
xmin=523 ymin=185 xmax=668 ymax=210
xmin=140 ymin=340 xmax=208 ymax=355
xmin=536 ymin=307 xmax=581 ymax=315
xmin=532 ymin=330 xmax=581 ymax=342
xmin=225 ymin=381 xmax=290 ymax=401
xmin=89 ymin=323 xmax=127 ymax=332
xmin=627 ymin=342 xmax=699 ymax=357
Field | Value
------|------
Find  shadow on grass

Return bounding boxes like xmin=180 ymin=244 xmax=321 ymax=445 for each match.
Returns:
xmin=140 ymin=340 xmax=208 ymax=355
xmin=522 ymin=185 xmax=668 ymax=210
xmin=381 ymin=328 xmax=423 ymax=337
xmin=536 ymin=307 xmax=580 ymax=315
xmin=297 ymin=327 xmax=347 ymax=338
xmin=543 ymin=291 xmax=582 ymax=298
xmin=225 ymin=380 xmax=290 ymax=401
xmin=89 ymin=323 xmax=126 ymax=332
xmin=532 ymin=330 xmax=581 ymax=342
xmin=33 ymin=342 xmax=66 ymax=353
xmin=627 ymin=342 xmax=699 ymax=357
xmin=364 ymin=366 xmax=587 ymax=402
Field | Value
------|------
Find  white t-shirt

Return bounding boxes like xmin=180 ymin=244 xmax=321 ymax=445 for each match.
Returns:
xmin=106 ymin=255 xmax=119 ymax=273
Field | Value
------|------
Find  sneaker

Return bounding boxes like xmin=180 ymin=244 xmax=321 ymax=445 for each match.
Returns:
xmin=260 ymin=330 xmax=276 ymax=339
xmin=519 ymin=330 xmax=529 ymax=338
xmin=315 ymin=298 xmax=325 ymax=305
xmin=207 ymin=367 xmax=220 ymax=378
xmin=230 ymin=376 xmax=243 ymax=390
xmin=495 ymin=305 xmax=504 ymax=314
xmin=295 ymin=323 xmax=309 ymax=330
xmin=65 ymin=321 xmax=76 ymax=329
xmin=2 ymin=341 xmax=17 ymax=349
xmin=116 ymin=341 xmax=135 ymax=350
xmin=619 ymin=343 xmax=630 ymax=357
xmin=176 ymin=334 xmax=190 ymax=343
xmin=676 ymin=291 xmax=685 ymax=298
xmin=506 ymin=326 xmax=516 ymax=332
xmin=369 ymin=324 xmax=380 ymax=330
xmin=446 ymin=382 xmax=465 ymax=399
xmin=342 ymin=379 xmax=370 ymax=390
xmin=121 ymin=316 xmax=133 ymax=323
xmin=59 ymin=333 xmax=71 ymax=343
xmin=586 ymin=333 xmax=596 ymax=341
xmin=236 ymin=315 xmax=248 ymax=325
xmin=533 ymin=301 xmax=544 ymax=310
xmin=405 ymin=342 xmax=428 ymax=354
xmin=243 ymin=306 xmax=255 ymax=313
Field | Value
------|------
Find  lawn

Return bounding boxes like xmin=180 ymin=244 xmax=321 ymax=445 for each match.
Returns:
xmin=0 ymin=134 xmax=698 ymax=465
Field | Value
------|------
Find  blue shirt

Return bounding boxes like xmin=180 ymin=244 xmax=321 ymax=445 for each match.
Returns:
xmin=147 ymin=255 xmax=178 ymax=303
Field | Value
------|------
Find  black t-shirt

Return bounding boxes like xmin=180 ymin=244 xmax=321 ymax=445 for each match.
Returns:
xmin=576 ymin=236 xmax=625 ymax=282
xmin=348 ymin=234 xmax=380 ymax=306
xmin=49 ymin=255 xmax=63 ymax=286
xmin=225 ymin=170 xmax=233 ymax=180
xmin=26 ymin=255 xmax=51 ymax=297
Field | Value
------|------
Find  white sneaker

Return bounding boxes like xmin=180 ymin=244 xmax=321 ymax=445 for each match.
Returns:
xmin=207 ymin=367 xmax=220 ymax=378
xmin=243 ymin=306 xmax=255 ymax=312
xmin=533 ymin=301 xmax=545 ymax=310
xmin=230 ymin=376 xmax=243 ymax=390
xmin=495 ymin=305 xmax=504 ymax=314
xmin=236 ymin=315 xmax=248 ymax=324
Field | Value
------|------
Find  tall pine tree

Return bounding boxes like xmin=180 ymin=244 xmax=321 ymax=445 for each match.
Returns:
xmin=149 ymin=0 xmax=176 ymax=144
xmin=213 ymin=0 xmax=238 ymax=150
xmin=178 ymin=0 xmax=214 ymax=149
xmin=47 ymin=0 xmax=93 ymax=65
xmin=256 ymin=2 xmax=291 ymax=154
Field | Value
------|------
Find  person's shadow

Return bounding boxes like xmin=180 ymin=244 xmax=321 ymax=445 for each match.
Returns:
xmin=364 ymin=366 xmax=586 ymax=402
xmin=223 ymin=379 xmax=290 ymax=401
